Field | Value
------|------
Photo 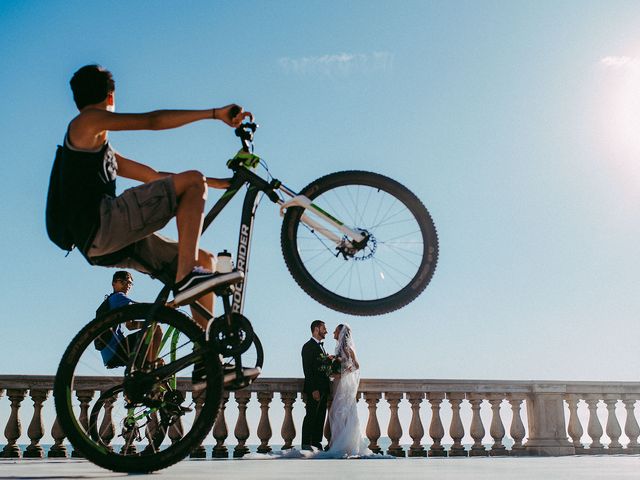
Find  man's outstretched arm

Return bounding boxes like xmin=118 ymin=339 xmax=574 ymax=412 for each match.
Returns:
xmin=72 ymin=104 xmax=252 ymax=138
xmin=116 ymin=154 xmax=231 ymax=189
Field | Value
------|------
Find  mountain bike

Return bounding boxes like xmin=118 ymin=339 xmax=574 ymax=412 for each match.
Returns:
xmin=53 ymin=120 xmax=439 ymax=472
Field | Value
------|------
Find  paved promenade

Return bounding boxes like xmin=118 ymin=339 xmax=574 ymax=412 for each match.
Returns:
xmin=0 ymin=456 xmax=639 ymax=479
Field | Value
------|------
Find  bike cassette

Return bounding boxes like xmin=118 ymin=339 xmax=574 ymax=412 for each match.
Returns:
xmin=208 ymin=313 xmax=254 ymax=357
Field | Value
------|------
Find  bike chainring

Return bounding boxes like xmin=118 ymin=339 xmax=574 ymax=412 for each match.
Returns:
xmin=208 ymin=313 xmax=254 ymax=357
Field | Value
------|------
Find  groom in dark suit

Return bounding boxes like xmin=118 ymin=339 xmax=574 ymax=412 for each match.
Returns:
xmin=301 ymin=319 xmax=331 ymax=451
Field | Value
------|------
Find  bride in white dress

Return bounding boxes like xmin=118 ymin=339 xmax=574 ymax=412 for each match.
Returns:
xmin=322 ymin=323 xmax=371 ymax=458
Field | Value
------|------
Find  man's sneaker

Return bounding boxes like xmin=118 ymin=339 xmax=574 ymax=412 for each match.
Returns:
xmin=172 ymin=268 xmax=244 ymax=306
xmin=191 ymin=361 xmax=207 ymax=392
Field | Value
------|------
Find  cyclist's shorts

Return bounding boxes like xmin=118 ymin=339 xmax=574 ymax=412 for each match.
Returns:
xmin=87 ymin=176 xmax=177 ymax=258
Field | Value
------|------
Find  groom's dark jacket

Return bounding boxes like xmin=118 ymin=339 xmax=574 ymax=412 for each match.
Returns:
xmin=301 ymin=338 xmax=331 ymax=395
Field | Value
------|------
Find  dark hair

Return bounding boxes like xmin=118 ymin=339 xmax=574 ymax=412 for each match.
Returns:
xmin=310 ymin=320 xmax=325 ymax=333
xmin=112 ymin=271 xmax=132 ymax=283
xmin=336 ymin=324 xmax=344 ymax=333
xmin=70 ymin=65 xmax=115 ymax=110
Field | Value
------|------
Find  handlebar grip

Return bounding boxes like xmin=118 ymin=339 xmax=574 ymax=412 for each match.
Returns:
xmin=229 ymin=105 xmax=242 ymax=119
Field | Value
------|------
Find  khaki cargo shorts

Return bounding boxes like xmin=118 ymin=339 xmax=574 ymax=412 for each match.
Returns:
xmin=87 ymin=177 xmax=180 ymax=278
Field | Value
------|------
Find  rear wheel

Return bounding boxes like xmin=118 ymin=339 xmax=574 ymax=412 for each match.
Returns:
xmin=281 ymin=170 xmax=438 ymax=316
xmin=54 ymin=304 xmax=222 ymax=473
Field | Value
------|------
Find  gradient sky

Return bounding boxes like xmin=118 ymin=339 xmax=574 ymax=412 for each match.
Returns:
xmin=1 ymin=0 xmax=640 ymax=383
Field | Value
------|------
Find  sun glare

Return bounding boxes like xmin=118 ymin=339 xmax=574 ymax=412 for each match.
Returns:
xmin=594 ymin=55 xmax=640 ymax=185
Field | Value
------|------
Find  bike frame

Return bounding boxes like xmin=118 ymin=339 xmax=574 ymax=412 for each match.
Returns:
xmin=195 ymin=150 xmax=366 ymax=317
xmin=129 ymin=149 xmax=366 ymax=373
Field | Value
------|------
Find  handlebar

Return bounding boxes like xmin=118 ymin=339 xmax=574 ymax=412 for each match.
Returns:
xmin=235 ymin=122 xmax=259 ymax=152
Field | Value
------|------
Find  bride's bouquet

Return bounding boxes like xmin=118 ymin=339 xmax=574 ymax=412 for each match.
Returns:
xmin=319 ymin=353 xmax=341 ymax=377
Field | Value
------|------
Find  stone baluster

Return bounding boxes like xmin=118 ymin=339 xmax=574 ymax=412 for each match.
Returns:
xmin=622 ymin=396 xmax=640 ymax=454
xmin=585 ymin=395 xmax=604 ymax=454
xmin=213 ymin=393 xmax=230 ymax=458
xmin=3 ymin=389 xmax=27 ymax=458
xmin=98 ymin=392 xmax=116 ymax=451
xmin=364 ymin=392 xmax=382 ymax=454
xmin=468 ymin=394 xmax=488 ymax=456
xmin=48 ymin=415 xmax=68 ymax=457
xmin=565 ymin=394 xmax=584 ymax=453
xmin=280 ymin=392 xmax=297 ymax=450
xmin=167 ymin=403 xmax=185 ymax=448
xmin=448 ymin=393 xmax=467 ymax=457
xmin=142 ymin=412 xmax=160 ymax=455
xmin=407 ymin=392 xmax=426 ymax=457
xmin=507 ymin=394 xmax=526 ymax=455
xmin=488 ymin=394 xmax=507 ymax=456
xmin=24 ymin=389 xmax=49 ymax=458
xmin=385 ymin=392 xmax=405 ymax=457
xmin=324 ymin=397 xmax=332 ymax=447
xmin=72 ymin=390 xmax=95 ymax=458
xmin=604 ymin=395 xmax=622 ymax=454
xmin=427 ymin=392 xmax=447 ymax=457
xmin=190 ymin=390 xmax=207 ymax=458
xmin=168 ymin=390 xmax=186 ymax=447
xmin=257 ymin=392 xmax=273 ymax=453
xmin=233 ymin=390 xmax=251 ymax=457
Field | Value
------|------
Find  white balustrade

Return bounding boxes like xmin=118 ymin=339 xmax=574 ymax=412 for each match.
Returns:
xmin=2 ymin=376 xmax=640 ymax=459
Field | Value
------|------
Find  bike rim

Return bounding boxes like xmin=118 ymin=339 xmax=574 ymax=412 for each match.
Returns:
xmin=294 ymin=183 xmax=428 ymax=302
xmin=60 ymin=307 xmax=215 ymax=459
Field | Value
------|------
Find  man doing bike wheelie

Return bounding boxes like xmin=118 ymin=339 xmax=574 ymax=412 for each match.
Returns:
xmin=47 ymin=64 xmax=252 ymax=328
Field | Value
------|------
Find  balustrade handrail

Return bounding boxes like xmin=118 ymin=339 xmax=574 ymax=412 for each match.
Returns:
xmin=2 ymin=375 xmax=640 ymax=395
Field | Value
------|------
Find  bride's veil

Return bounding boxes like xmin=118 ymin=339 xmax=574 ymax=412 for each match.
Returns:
xmin=335 ymin=324 xmax=356 ymax=369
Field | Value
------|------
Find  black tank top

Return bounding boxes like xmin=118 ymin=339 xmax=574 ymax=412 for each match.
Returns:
xmin=60 ymin=134 xmax=117 ymax=252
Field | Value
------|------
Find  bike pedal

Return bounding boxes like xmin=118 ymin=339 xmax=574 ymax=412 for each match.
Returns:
xmin=223 ymin=367 xmax=261 ymax=389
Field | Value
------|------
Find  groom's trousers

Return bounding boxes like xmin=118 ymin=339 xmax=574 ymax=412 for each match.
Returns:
xmin=302 ymin=392 xmax=328 ymax=448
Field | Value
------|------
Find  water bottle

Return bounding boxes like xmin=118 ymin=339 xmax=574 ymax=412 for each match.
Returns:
xmin=216 ymin=250 xmax=233 ymax=273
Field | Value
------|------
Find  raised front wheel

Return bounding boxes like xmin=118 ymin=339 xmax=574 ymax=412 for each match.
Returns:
xmin=281 ymin=170 xmax=438 ymax=316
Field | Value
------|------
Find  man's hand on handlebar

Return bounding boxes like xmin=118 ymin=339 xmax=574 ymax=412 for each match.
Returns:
xmin=214 ymin=104 xmax=253 ymax=128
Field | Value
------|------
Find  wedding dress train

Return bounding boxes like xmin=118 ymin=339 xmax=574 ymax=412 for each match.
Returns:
xmin=320 ymin=368 xmax=371 ymax=457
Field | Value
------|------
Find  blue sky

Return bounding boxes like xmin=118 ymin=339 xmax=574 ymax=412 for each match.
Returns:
xmin=1 ymin=0 xmax=640 ymax=382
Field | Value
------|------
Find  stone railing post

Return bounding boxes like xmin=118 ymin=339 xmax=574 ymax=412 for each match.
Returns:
xmin=189 ymin=390 xmax=207 ymax=458
xmin=280 ymin=392 xmax=297 ymax=450
xmin=488 ymin=394 xmax=507 ymax=456
xmin=24 ymin=389 xmax=49 ymax=458
xmin=448 ymin=393 xmax=467 ymax=457
xmin=48 ymin=415 xmax=68 ymax=458
xmin=257 ymin=392 xmax=273 ymax=454
xmin=584 ymin=395 xmax=604 ymax=454
xmin=604 ymin=396 xmax=622 ymax=453
xmin=168 ymin=392 xmax=186 ymax=447
xmin=507 ymin=394 xmax=527 ymax=455
xmin=407 ymin=392 xmax=426 ymax=457
xmin=233 ymin=390 xmax=252 ymax=457
xmin=3 ymin=389 xmax=27 ymax=458
xmin=213 ymin=393 xmax=230 ymax=458
xmin=72 ymin=390 xmax=95 ymax=458
xmin=468 ymin=393 xmax=487 ymax=457
xmin=565 ymin=394 xmax=585 ymax=454
xmin=364 ymin=392 xmax=382 ymax=454
xmin=98 ymin=392 xmax=116 ymax=452
xmin=525 ymin=385 xmax=574 ymax=456
xmin=427 ymin=392 xmax=446 ymax=457
xmin=385 ymin=392 xmax=405 ymax=457
xmin=622 ymin=395 xmax=640 ymax=454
